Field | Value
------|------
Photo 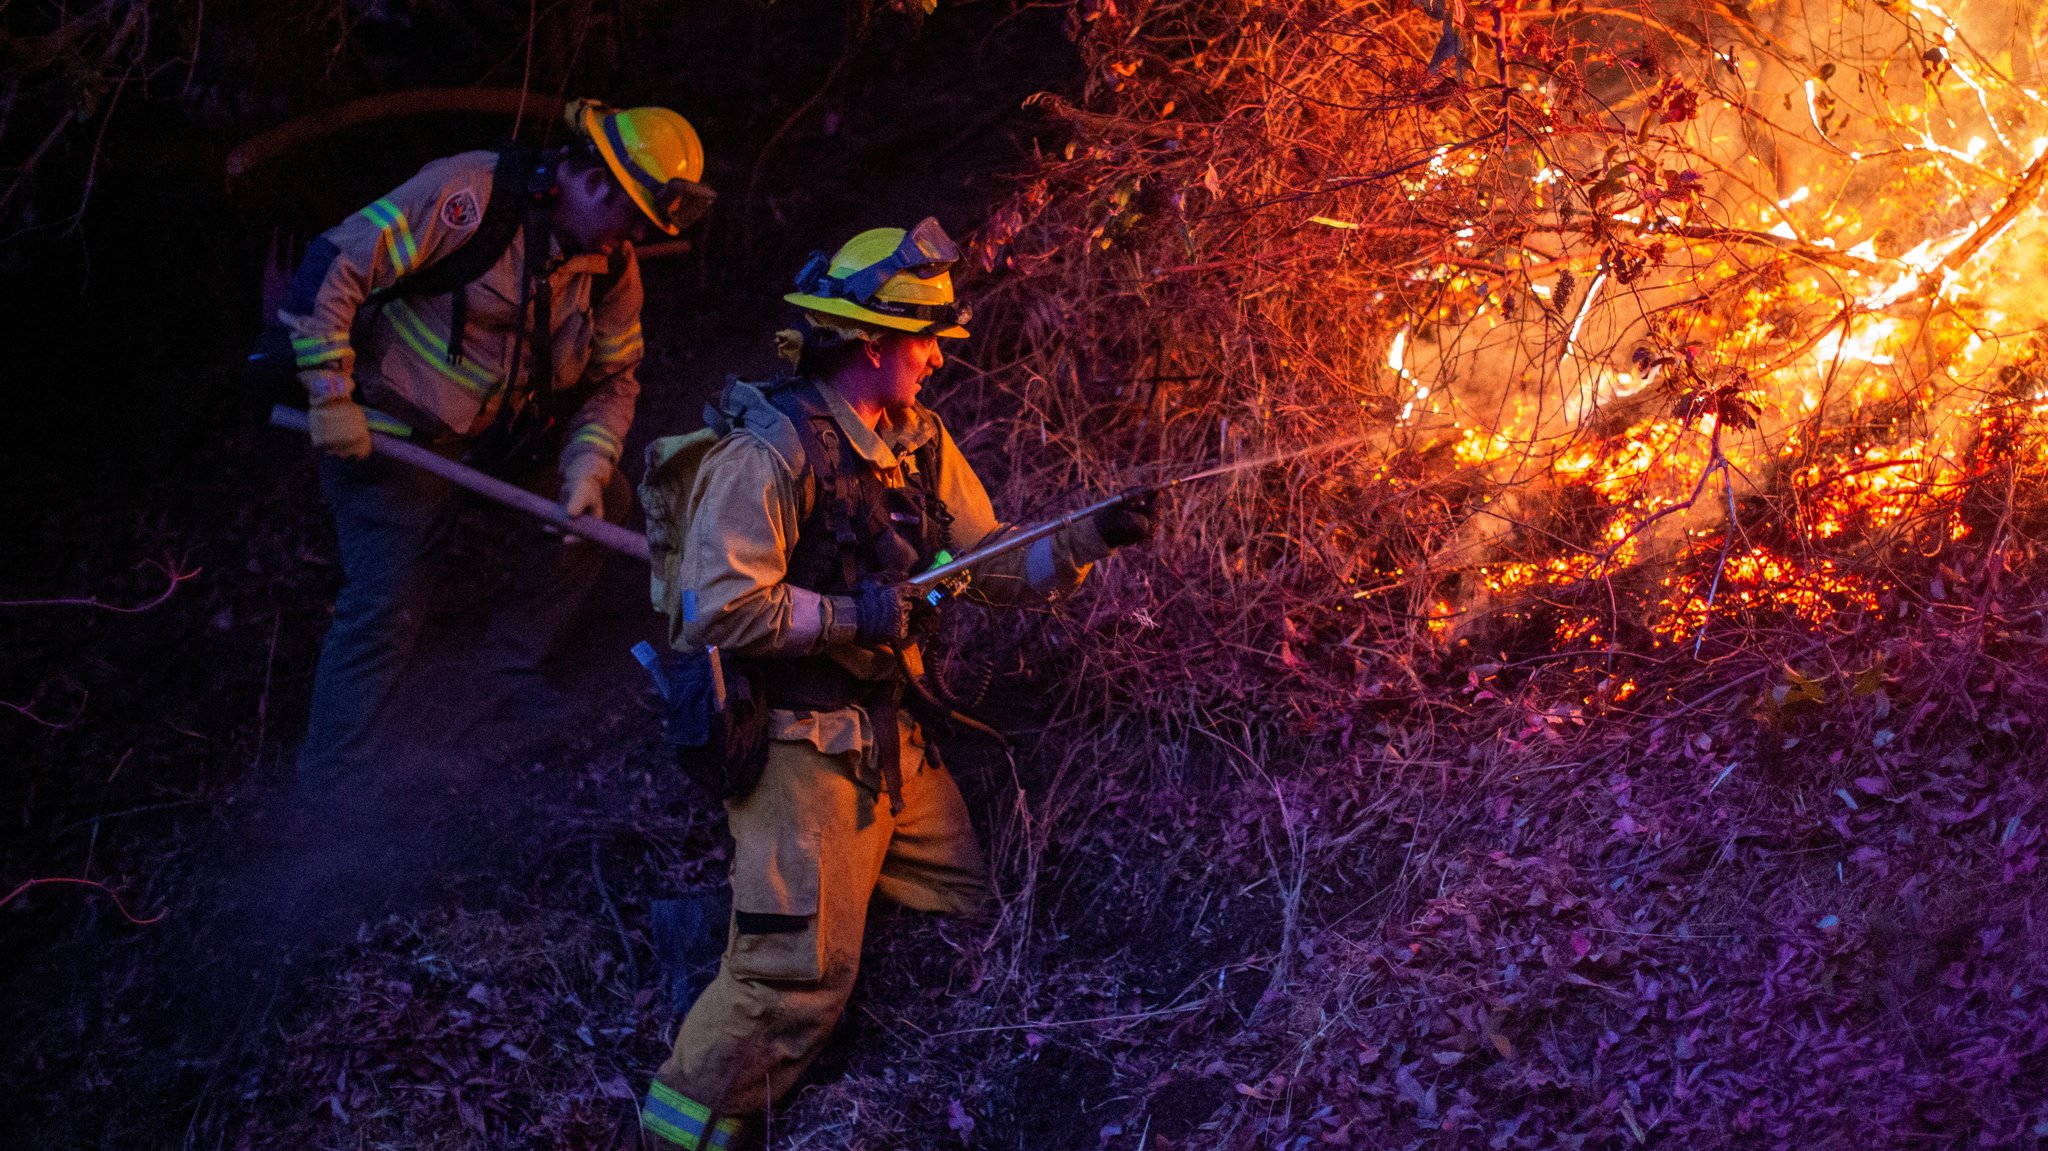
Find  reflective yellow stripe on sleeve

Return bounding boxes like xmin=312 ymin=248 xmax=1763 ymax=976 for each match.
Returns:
xmin=382 ymin=299 xmax=500 ymax=398
xmin=291 ymin=333 xmax=352 ymax=369
xmin=365 ymin=411 xmax=413 ymax=438
xmin=358 ymin=197 xmax=421 ymax=276
xmin=568 ymin=423 xmax=623 ymax=460
xmin=592 ymin=323 xmax=644 ymax=366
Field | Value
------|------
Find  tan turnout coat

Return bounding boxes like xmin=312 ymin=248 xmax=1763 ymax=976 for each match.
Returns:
xmin=282 ymin=150 xmax=644 ymax=469
xmin=636 ymin=378 xmax=1112 ymax=1124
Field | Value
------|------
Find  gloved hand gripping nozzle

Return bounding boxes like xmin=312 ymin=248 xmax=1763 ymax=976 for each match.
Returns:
xmin=907 ymin=480 xmax=1167 ymax=593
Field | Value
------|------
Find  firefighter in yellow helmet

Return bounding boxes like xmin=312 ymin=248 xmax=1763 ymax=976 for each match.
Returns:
xmin=633 ymin=220 xmax=1155 ymax=1147
xmin=285 ymin=100 xmax=713 ymax=791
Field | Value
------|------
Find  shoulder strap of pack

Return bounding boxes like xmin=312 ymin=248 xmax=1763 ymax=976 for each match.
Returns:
xmin=910 ymin=423 xmax=953 ymax=555
xmin=523 ymin=182 xmax=555 ymax=396
xmin=765 ymin=380 xmax=863 ymax=589
xmin=370 ymin=145 xmax=533 ymax=304
xmin=363 ymin=145 xmax=538 ymax=364
xmin=707 ymin=377 xmax=809 ymax=499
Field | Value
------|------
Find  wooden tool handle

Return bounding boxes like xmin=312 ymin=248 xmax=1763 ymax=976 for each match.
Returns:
xmin=269 ymin=405 xmax=651 ymax=562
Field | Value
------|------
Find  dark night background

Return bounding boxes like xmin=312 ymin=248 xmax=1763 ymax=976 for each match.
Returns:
xmin=1 ymin=1 xmax=1081 ymax=1143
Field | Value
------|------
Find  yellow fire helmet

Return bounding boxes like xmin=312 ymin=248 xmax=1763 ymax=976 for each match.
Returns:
xmin=784 ymin=218 xmax=972 ymax=338
xmin=565 ymin=98 xmax=714 ymax=236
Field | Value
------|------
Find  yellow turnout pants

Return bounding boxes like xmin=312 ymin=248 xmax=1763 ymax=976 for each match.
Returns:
xmin=647 ymin=718 xmax=986 ymax=1131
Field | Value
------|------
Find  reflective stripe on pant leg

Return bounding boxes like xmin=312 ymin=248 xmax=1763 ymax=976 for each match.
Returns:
xmin=640 ymin=1081 xmax=742 ymax=1149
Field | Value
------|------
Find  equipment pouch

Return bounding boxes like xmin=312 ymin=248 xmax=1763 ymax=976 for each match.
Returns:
xmin=665 ymin=647 xmax=769 ymax=801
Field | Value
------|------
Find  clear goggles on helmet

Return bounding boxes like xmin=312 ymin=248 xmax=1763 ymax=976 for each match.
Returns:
xmin=793 ymin=217 xmax=971 ymax=330
xmin=653 ymin=177 xmax=718 ymax=232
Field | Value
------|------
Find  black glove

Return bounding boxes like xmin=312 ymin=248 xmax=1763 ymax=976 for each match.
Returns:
xmin=852 ymin=580 xmax=916 ymax=645
xmin=1092 ymin=490 xmax=1158 ymax=549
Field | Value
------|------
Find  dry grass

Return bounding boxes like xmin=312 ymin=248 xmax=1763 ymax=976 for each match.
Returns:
xmin=776 ymin=0 xmax=2048 ymax=1145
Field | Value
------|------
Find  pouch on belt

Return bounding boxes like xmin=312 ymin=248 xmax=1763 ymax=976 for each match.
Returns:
xmin=664 ymin=645 xmax=769 ymax=801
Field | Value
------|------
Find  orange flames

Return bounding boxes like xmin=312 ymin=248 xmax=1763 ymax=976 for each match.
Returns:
xmin=1393 ymin=0 xmax=2048 ymax=653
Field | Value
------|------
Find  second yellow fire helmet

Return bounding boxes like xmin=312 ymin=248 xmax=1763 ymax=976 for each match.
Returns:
xmin=564 ymin=98 xmax=715 ymax=236
xmin=784 ymin=218 xmax=972 ymax=338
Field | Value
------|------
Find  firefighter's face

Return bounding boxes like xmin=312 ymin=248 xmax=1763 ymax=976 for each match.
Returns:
xmin=558 ymin=165 xmax=651 ymax=256
xmin=869 ymin=333 xmax=943 ymax=409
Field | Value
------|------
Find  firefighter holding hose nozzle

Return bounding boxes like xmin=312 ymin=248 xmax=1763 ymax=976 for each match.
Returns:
xmin=632 ymin=219 xmax=1155 ymax=1148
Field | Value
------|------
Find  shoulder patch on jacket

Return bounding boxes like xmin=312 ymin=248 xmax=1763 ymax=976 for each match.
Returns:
xmin=439 ymin=188 xmax=481 ymax=231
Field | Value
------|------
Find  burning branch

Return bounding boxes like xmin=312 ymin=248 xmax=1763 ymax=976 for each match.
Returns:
xmin=1887 ymin=146 xmax=2048 ymax=308
xmin=225 ymin=88 xmax=566 ymax=182
xmin=976 ymin=0 xmax=2048 ymax=675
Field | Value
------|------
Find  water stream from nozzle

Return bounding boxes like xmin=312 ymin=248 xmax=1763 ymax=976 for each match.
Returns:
xmin=911 ymin=430 xmax=1375 ymax=589
xmin=1161 ymin=431 xmax=1376 ymax=488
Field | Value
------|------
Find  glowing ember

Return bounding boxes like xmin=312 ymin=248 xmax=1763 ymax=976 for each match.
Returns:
xmin=999 ymin=0 xmax=2048 ymax=672
xmin=1369 ymin=0 xmax=2048 ymax=655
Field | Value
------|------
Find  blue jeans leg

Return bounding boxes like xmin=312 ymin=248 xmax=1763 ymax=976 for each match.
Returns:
xmin=471 ymin=465 xmax=633 ymax=690
xmin=296 ymin=452 xmax=461 ymax=793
